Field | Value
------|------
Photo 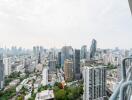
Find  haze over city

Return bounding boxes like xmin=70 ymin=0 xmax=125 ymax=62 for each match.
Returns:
xmin=0 ymin=0 xmax=132 ymax=100
xmin=0 ymin=0 xmax=132 ymax=49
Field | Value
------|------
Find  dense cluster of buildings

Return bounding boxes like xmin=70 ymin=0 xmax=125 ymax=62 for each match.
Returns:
xmin=0 ymin=39 xmax=132 ymax=99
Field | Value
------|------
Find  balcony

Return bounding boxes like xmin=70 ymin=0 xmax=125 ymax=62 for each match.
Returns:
xmin=109 ymin=57 xmax=132 ymax=100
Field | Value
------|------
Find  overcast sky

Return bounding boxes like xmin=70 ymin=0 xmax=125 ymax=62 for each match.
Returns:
xmin=0 ymin=0 xmax=132 ymax=49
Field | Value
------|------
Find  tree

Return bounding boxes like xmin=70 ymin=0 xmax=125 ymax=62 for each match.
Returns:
xmin=0 ymin=86 xmax=16 ymax=100
xmin=38 ymin=85 xmax=48 ymax=92
xmin=16 ymin=96 xmax=23 ymax=100
xmin=54 ymin=89 xmax=66 ymax=100
xmin=67 ymin=93 xmax=74 ymax=100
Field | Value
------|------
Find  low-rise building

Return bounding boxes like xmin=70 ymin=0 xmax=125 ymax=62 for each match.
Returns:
xmin=35 ymin=90 xmax=54 ymax=100
xmin=9 ymin=79 xmax=20 ymax=86
xmin=34 ymin=79 xmax=42 ymax=93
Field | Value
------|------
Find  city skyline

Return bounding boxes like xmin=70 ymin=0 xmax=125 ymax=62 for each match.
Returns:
xmin=0 ymin=0 xmax=132 ymax=49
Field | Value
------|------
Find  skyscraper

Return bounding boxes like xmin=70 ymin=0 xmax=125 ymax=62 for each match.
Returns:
xmin=81 ymin=45 xmax=87 ymax=59
xmin=64 ymin=59 xmax=73 ymax=81
xmin=33 ymin=46 xmax=42 ymax=58
xmin=74 ymin=49 xmax=81 ymax=80
xmin=61 ymin=46 xmax=74 ymax=67
xmin=3 ymin=57 xmax=11 ymax=76
xmin=33 ymin=46 xmax=37 ymax=57
xmin=48 ymin=60 xmax=57 ymax=73
xmin=83 ymin=66 xmax=106 ymax=100
xmin=42 ymin=67 xmax=49 ymax=86
xmin=58 ymin=52 xmax=61 ymax=68
xmin=90 ymin=39 xmax=97 ymax=60
xmin=38 ymin=52 xmax=41 ymax=64
xmin=0 ymin=54 xmax=4 ymax=90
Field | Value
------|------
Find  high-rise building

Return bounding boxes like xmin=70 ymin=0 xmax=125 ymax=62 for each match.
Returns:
xmin=0 ymin=54 xmax=4 ymax=90
xmin=61 ymin=46 xmax=74 ymax=67
xmin=48 ymin=60 xmax=57 ymax=73
xmin=33 ymin=46 xmax=43 ymax=58
xmin=42 ymin=67 xmax=49 ymax=86
xmin=33 ymin=46 xmax=37 ymax=57
xmin=58 ymin=52 xmax=61 ymax=68
xmin=90 ymin=39 xmax=97 ymax=60
xmin=3 ymin=57 xmax=11 ymax=76
xmin=74 ymin=49 xmax=81 ymax=80
xmin=81 ymin=45 xmax=87 ymax=59
xmin=48 ymin=50 xmax=56 ymax=61
xmin=38 ymin=52 xmax=41 ymax=64
xmin=64 ymin=59 xmax=73 ymax=81
xmin=24 ymin=57 xmax=32 ymax=73
xmin=83 ymin=66 xmax=106 ymax=100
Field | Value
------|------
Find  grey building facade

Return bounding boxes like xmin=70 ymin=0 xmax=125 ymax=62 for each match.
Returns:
xmin=81 ymin=45 xmax=87 ymax=59
xmin=74 ymin=49 xmax=81 ymax=80
xmin=61 ymin=46 xmax=74 ymax=67
xmin=0 ymin=54 xmax=4 ymax=90
xmin=90 ymin=39 xmax=97 ymax=60
xmin=58 ymin=52 xmax=61 ymax=68
xmin=83 ymin=66 xmax=106 ymax=100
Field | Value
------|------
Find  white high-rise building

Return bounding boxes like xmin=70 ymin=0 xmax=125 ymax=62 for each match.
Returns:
xmin=42 ymin=67 xmax=49 ymax=86
xmin=83 ymin=66 xmax=106 ymax=100
xmin=102 ymin=52 xmax=122 ymax=66
xmin=3 ymin=57 xmax=11 ymax=76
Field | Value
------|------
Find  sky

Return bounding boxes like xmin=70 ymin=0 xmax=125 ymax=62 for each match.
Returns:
xmin=0 ymin=0 xmax=132 ymax=49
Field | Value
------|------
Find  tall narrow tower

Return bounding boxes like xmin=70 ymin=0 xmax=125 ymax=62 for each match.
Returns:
xmin=74 ymin=49 xmax=81 ymax=80
xmin=90 ymin=39 xmax=97 ymax=60
xmin=0 ymin=54 xmax=4 ymax=90
xmin=38 ymin=52 xmax=41 ymax=64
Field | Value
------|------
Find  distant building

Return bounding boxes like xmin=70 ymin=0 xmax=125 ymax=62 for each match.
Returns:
xmin=11 ymin=62 xmax=21 ymax=73
xmin=0 ymin=54 xmax=4 ymax=90
xmin=36 ymin=64 xmax=43 ymax=72
xmin=81 ymin=45 xmax=87 ymax=59
xmin=58 ymin=52 xmax=61 ymax=68
xmin=42 ymin=67 xmax=48 ymax=86
xmin=9 ymin=79 xmax=20 ymax=87
xmin=61 ymin=46 xmax=74 ymax=67
xmin=64 ymin=59 xmax=73 ymax=81
xmin=83 ymin=66 xmax=107 ymax=100
xmin=102 ymin=51 xmax=122 ymax=67
xmin=33 ymin=46 xmax=40 ymax=57
xmin=24 ymin=57 xmax=32 ymax=73
xmin=90 ymin=39 xmax=97 ymax=60
xmin=17 ymin=64 xmax=25 ymax=73
xmin=48 ymin=60 xmax=57 ymax=73
xmin=38 ymin=52 xmax=41 ymax=64
xmin=3 ymin=57 xmax=11 ymax=76
xmin=74 ymin=49 xmax=81 ymax=80
xmin=33 ymin=46 xmax=44 ymax=59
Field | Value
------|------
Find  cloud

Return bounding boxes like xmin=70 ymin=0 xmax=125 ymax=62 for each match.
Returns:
xmin=0 ymin=0 xmax=132 ymax=49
